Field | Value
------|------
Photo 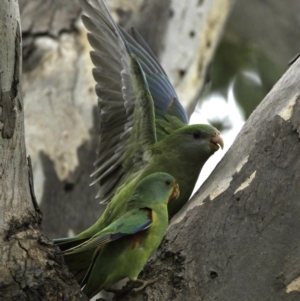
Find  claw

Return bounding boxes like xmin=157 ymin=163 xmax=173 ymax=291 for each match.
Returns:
xmin=131 ymin=276 xmax=160 ymax=292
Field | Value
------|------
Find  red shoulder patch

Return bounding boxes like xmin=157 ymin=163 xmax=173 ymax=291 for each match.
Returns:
xmin=131 ymin=209 xmax=152 ymax=250
xmin=131 ymin=231 xmax=144 ymax=250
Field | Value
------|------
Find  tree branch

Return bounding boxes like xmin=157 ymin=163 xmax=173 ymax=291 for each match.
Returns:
xmin=116 ymin=55 xmax=300 ymax=301
xmin=0 ymin=1 xmax=88 ymax=300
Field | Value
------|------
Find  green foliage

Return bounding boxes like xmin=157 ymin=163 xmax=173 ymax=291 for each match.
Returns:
xmin=201 ymin=38 xmax=284 ymax=120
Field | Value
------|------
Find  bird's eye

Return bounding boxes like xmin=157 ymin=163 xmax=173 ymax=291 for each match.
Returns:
xmin=193 ymin=131 xmax=201 ymax=139
xmin=165 ymin=179 xmax=171 ymax=185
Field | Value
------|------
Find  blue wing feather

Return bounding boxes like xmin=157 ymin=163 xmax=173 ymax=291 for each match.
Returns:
xmin=121 ymin=27 xmax=189 ymax=125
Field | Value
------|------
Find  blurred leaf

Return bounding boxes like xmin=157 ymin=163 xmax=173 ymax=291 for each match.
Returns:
xmin=199 ymin=38 xmax=284 ymax=120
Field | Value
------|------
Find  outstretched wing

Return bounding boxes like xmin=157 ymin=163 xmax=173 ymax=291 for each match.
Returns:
xmin=80 ymin=0 xmax=156 ymax=202
xmin=63 ymin=208 xmax=152 ymax=255
xmin=120 ymin=28 xmax=188 ymax=124
xmin=80 ymin=0 xmax=188 ymax=203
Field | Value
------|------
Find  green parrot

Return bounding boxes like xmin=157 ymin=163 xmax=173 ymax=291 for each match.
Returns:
xmin=54 ymin=0 xmax=223 ymax=282
xmin=62 ymin=172 xmax=180 ymax=298
xmin=75 ymin=0 xmax=224 ymax=216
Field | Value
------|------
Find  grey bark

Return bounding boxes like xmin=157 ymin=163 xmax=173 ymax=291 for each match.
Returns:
xmin=116 ymin=58 xmax=300 ymax=301
xmin=159 ymin=0 xmax=235 ymax=116
xmin=0 ymin=1 xmax=87 ymax=300
xmin=20 ymin=0 xmax=102 ymax=239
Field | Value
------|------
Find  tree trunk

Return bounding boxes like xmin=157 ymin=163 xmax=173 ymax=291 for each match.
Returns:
xmin=0 ymin=1 xmax=87 ymax=300
xmin=116 ymin=58 xmax=300 ymax=301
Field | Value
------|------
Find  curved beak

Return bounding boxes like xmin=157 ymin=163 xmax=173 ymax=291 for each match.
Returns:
xmin=211 ymin=133 xmax=224 ymax=150
xmin=174 ymin=182 xmax=180 ymax=199
xmin=168 ymin=181 xmax=180 ymax=202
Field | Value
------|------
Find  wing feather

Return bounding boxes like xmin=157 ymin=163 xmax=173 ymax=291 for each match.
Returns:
xmin=79 ymin=0 xmax=188 ymax=203
xmin=63 ymin=208 xmax=152 ymax=255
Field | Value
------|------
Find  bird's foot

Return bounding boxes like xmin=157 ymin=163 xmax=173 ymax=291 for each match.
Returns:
xmin=131 ymin=276 xmax=160 ymax=292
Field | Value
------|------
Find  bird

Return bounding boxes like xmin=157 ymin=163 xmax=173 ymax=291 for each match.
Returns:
xmin=54 ymin=0 xmax=223 ymax=283
xmin=62 ymin=172 xmax=180 ymax=299
xmin=76 ymin=0 xmax=224 ymax=217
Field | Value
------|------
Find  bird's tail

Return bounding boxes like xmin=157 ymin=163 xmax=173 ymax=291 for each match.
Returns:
xmin=53 ymin=236 xmax=88 ymax=251
xmin=54 ymin=236 xmax=95 ymax=283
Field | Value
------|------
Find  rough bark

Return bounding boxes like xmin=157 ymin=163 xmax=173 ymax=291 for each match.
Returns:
xmin=0 ymin=1 xmax=87 ymax=300
xmin=115 ymin=57 xmax=300 ymax=300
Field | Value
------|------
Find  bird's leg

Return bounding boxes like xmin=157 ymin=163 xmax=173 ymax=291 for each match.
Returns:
xmin=131 ymin=276 xmax=160 ymax=292
xmin=108 ymin=276 xmax=160 ymax=296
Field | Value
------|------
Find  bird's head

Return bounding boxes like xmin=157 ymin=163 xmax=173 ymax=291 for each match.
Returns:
xmin=164 ymin=124 xmax=224 ymax=162
xmin=130 ymin=172 xmax=180 ymax=206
